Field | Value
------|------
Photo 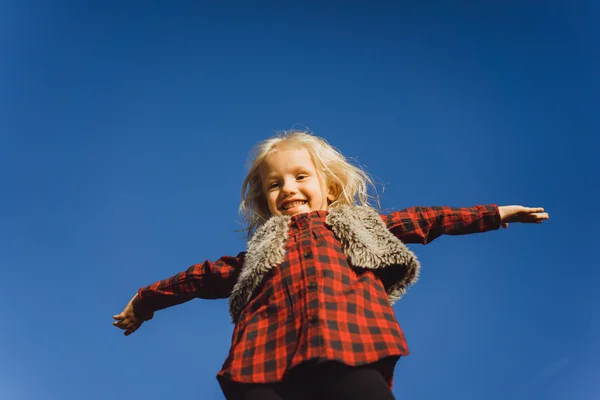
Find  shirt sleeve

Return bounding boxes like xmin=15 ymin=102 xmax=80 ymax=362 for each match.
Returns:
xmin=381 ymin=204 xmax=501 ymax=245
xmin=137 ymin=252 xmax=246 ymax=312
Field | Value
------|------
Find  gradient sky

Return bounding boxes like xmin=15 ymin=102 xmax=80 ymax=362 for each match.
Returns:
xmin=1 ymin=2 xmax=598 ymax=399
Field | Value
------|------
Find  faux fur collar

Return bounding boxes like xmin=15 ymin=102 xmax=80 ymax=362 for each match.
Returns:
xmin=229 ymin=205 xmax=420 ymax=323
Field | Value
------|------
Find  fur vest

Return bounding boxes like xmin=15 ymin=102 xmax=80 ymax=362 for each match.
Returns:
xmin=229 ymin=205 xmax=420 ymax=323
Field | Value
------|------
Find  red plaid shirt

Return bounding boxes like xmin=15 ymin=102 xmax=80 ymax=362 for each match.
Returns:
xmin=138 ymin=205 xmax=500 ymax=386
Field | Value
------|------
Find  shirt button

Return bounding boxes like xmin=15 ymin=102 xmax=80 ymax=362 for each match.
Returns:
xmin=307 ymin=282 xmax=317 ymax=291
xmin=303 ymin=252 xmax=312 ymax=259
xmin=309 ymin=315 xmax=319 ymax=324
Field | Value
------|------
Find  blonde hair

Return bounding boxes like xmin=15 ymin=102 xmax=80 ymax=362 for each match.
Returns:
xmin=240 ymin=130 xmax=379 ymax=237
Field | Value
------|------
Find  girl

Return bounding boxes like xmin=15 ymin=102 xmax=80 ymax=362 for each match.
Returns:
xmin=113 ymin=131 xmax=548 ymax=400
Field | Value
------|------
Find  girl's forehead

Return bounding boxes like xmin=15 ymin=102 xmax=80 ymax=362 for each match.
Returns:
xmin=265 ymin=147 xmax=311 ymax=162
xmin=259 ymin=147 xmax=317 ymax=173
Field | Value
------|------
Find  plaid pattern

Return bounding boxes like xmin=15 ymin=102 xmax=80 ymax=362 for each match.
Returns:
xmin=138 ymin=204 xmax=500 ymax=386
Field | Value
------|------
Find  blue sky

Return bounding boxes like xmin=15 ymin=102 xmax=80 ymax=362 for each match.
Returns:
xmin=1 ymin=1 xmax=598 ymax=399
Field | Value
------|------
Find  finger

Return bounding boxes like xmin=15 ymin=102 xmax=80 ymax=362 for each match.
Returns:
xmin=125 ymin=325 xmax=140 ymax=336
xmin=113 ymin=314 xmax=125 ymax=320
xmin=525 ymin=207 xmax=545 ymax=213
xmin=115 ymin=322 xmax=136 ymax=331
xmin=126 ymin=319 xmax=142 ymax=330
xmin=115 ymin=317 xmax=137 ymax=329
xmin=531 ymin=212 xmax=549 ymax=220
xmin=114 ymin=318 xmax=131 ymax=326
xmin=522 ymin=213 xmax=548 ymax=223
xmin=113 ymin=320 xmax=127 ymax=329
xmin=517 ymin=208 xmax=540 ymax=216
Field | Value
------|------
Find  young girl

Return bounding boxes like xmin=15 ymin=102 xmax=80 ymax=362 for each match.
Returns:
xmin=113 ymin=131 xmax=548 ymax=400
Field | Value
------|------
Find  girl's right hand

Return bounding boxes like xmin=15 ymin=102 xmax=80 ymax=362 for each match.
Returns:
xmin=113 ymin=293 xmax=154 ymax=336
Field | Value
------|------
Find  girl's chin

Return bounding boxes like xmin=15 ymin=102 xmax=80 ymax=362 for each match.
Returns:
xmin=281 ymin=204 xmax=310 ymax=216
xmin=272 ymin=203 xmax=329 ymax=217
xmin=282 ymin=205 xmax=329 ymax=216
xmin=284 ymin=208 xmax=307 ymax=216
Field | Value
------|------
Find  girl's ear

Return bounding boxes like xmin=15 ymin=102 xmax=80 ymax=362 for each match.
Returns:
xmin=327 ymin=183 xmax=338 ymax=202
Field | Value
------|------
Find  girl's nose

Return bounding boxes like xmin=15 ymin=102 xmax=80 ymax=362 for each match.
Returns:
xmin=281 ymin=179 xmax=298 ymax=195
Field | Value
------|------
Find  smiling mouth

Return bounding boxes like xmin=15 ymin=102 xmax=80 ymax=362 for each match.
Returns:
xmin=280 ymin=200 xmax=307 ymax=211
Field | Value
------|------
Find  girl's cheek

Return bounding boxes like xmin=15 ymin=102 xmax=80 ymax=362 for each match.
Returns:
xmin=269 ymin=195 xmax=279 ymax=210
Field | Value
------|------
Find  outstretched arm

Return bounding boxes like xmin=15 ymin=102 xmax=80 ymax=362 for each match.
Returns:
xmin=383 ymin=204 xmax=502 ymax=244
xmin=113 ymin=252 xmax=245 ymax=336
xmin=383 ymin=204 xmax=548 ymax=245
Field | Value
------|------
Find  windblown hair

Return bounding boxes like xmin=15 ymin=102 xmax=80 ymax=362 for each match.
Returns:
xmin=240 ymin=130 xmax=379 ymax=237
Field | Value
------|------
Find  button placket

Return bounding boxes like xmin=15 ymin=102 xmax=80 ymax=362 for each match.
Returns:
xmin=302 ymin=243 xmax=320 ymax=335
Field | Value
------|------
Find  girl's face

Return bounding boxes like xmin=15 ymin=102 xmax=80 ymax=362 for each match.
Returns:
xmin=259 ymin=147 xmax=334 ymax=217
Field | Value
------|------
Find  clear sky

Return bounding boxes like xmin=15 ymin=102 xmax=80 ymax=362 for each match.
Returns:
xmin=1 ymin=1 xmax=598 ymax=399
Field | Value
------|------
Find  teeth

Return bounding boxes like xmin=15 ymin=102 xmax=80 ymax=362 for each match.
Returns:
xmin=282 ymin=201 xmax=306 ymax=210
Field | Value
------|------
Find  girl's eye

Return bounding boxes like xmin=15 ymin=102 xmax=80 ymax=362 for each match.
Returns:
xmin=268 ymin=182 xmax=279 ymax=189
xmin=297 ymin=175 xmax=307 ymax=180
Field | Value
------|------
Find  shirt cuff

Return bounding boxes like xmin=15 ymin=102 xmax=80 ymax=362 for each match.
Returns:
xmin=477 ymin=204 xmax=502 ymax=231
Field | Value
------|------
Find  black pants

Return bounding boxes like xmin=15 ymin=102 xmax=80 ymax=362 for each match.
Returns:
xmin=222 ymin=359 xmax=397 ymax=400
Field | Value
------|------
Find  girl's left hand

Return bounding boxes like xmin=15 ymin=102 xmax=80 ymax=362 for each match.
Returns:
xmin=498 ymin=205 xmax=549 ymax=229
xmin=113 ymin=293 xmax=154 ymax=336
